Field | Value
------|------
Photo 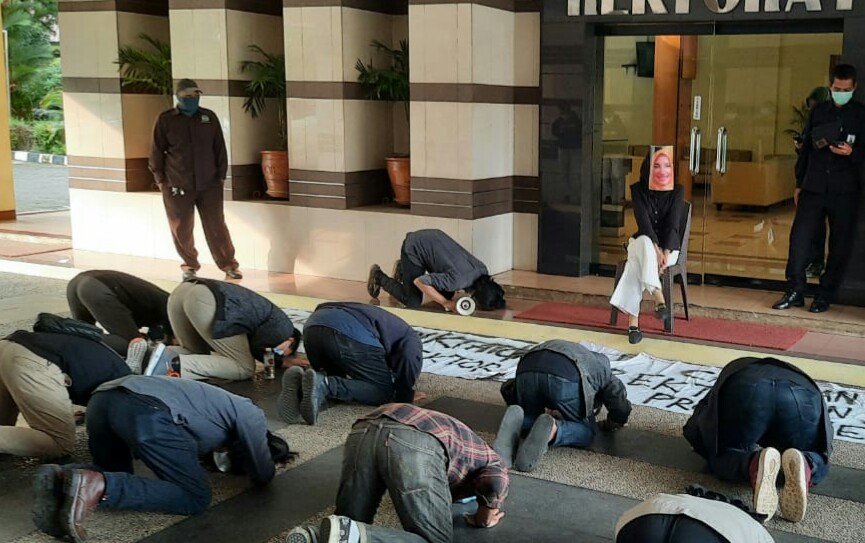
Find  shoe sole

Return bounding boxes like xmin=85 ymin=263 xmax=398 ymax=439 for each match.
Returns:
xmin=32 ymin=464 xmax=65 ymax=538
xmin=300 ymin=370 xmax=320 ymax=426
xmin=62 ymin=471 xmax=88 ymax=543
xmin=754 ymin=447 xmax=781 ymax=520
xmin=367 ymin=265 xmax=381 ymax=299
xmin=286 ymin=528 xmax=314 ymax=543
xmin=278 ymin=367 xmax=305 ymax=424
xmin=514 ymin=414 xmax=555 ymax=473
xmin=125 ymin=340 xmax=148 ymax=375
xmin=492 ymin=405 xmax=524 ymax=469
xmin=143 ymin=343 xmax=167 ymax=376
xmin=780 ymin=449 xmax=808 ymax=523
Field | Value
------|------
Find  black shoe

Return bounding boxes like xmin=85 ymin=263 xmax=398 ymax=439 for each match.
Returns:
xmin=367 ymin=264 xmax=381 ymax=299
xmin=628 ymin=326 xmax=642 ymax=344
xmin=805 ymin=262 xmax=824 ymax=279
xmin=809 ymin=297 xmax=830 ymax=313
xmin=654 ymin=303 xmax=672 ymax=329
xmin=772 ymin=291 xmax=805 ymax=310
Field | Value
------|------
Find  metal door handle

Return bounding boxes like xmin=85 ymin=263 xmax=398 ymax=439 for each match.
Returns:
xmin=690 ymin=127 xmax=701 ymax=175
xmin=716 ymin=126 xmax=728 ymax=175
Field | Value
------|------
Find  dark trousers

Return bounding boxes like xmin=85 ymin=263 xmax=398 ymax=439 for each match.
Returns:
xmin=711 ymin=365 xmax=828 ymax=485
xmin=616 ymin=514 xmax=726 ymax=543
xmin=500 ymin=371 xmax=594 ymax=448
xmin=377 ymin=242 xmax=427 ymax=308
xmin=85 ymin=389 xmax=211 ymax=515
xmin=336 ymin=418 xmax=452 ymax=543
xmin=161 ymin=184 xmax=238 ymax=272
xmin=808 ymin=219 xmax=827 ymax=266
xmin=304 ymin=326 xmax=393 ymax=405
xmin=66 ymin=275 xmax=138 ymax=356
xmin=786 ymin=190 xmax=859 ymax=299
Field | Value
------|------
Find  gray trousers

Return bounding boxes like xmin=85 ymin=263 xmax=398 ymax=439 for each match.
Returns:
xmin=336 ymin=419 xmax=453 ymax=543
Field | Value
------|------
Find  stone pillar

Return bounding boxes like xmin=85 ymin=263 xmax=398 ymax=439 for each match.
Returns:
xmin=284 ymin=0 xmax=407 ymax=209
xmin=408 ymin=0 xmax=540 ymax=220
xmin=0 ymin=7 xmax=14 ymax=220
xmin=59 ymin=1 xmax=170 ymax=193
xmin=168 ymin=0 xmax=284 ymax=200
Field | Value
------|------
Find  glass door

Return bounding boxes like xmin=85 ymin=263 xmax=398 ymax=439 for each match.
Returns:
xmin=700 ymin=32 xmax=844 ymax=284
xmin=597 ymin=29 xmax=844 ymax=285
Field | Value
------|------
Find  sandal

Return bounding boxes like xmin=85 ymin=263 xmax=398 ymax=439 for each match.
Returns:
xmin=655 ymin=303 xmax=672 ymax=328
xmin=628 ymin=326 xmax=643 ymax=344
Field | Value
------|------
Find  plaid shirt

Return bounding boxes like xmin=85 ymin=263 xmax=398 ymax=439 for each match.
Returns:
xmin=361 ymin=403 xmax=509 ymax=509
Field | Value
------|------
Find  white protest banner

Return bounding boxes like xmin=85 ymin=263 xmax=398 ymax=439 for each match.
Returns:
xmin=282 ymin=309 xmax=865 ymax=444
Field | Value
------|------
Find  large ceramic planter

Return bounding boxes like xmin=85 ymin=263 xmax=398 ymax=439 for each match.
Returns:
xmin=261 ymin=150 xmax=289 ymax=199
xmin=386 ymin=156 xmax=411 ymax=206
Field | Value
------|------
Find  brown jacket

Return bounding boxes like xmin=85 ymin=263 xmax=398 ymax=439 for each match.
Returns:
xmin=149 ymin=108 xmax=228 ymax=192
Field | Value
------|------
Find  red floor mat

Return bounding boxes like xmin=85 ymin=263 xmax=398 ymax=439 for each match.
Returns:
xmin=514 ymin=302 xmax=807 ymax=351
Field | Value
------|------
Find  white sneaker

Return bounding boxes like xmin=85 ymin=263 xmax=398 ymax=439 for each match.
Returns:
xmin=752 ymin=447 xmax=781 ymax=520
xmin=780 ymin=449 xmax=809 ymax=523
xmin=125 ymin=338 xmax=149 ymax=374
xmin=319 ymin=515 xmax=361 ymax=543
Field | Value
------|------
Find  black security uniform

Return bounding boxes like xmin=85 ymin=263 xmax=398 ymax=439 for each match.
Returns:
xmin=787 ymin=99 xmax=865 ymax=300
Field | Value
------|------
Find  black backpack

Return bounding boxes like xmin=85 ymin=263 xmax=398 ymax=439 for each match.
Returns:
xmin=33 ymin=313 xmax=105 ymax=343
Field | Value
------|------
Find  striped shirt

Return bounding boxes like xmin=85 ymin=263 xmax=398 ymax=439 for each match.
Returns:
xmin=361 ymin=403 xmax=509 ymax=509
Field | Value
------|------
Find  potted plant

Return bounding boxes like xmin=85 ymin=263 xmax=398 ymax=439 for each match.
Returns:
xmin=116 ymin=33 xmax=173 ymax=108
xmin=356 ymin=39 xmax=410 ymax=206
xmin=241 ymin=45 xmax=289 ymax=199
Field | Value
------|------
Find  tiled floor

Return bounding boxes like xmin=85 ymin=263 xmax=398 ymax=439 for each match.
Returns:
xmin=3 ymin=245 xmax=865 ymax=366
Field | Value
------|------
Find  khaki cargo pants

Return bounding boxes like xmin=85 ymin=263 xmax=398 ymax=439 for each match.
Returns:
xmin=0 ymin=340 xmax=76 ymax=458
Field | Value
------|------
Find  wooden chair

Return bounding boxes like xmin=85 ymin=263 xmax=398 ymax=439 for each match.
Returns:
xmin=609 ymin=200 xmax=692 ymax=334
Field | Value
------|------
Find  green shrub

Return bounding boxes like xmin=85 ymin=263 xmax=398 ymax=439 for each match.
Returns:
xmin=32 ymin=121 xmax=66 ymax=155
xmin=9 ymin=118 xmax=34 ymax=150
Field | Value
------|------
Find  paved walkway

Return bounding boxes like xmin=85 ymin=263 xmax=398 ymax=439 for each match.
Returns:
xmin=12 ymin=161 xmax=69 ymax=213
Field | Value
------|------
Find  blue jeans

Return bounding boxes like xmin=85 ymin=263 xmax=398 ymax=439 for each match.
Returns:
xmin=305 ymin=326 xmax=393 ymax=406
xmin=85 ymin=389 xmax=211 ymax=515
xmin=335 ymin=419 xmax=452 ymax=543
xmin=712 ymin=366 xmax=829 ymax=485
xmin=501 ymin=372 xmax=594 ymax=448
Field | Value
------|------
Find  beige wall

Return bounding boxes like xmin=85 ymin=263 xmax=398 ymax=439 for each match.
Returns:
xmin=69 ymin=189 xmax=520 ymax=278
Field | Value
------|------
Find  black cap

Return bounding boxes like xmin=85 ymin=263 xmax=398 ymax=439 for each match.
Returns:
xmin=175 ymin=78 xmax=201 ymax=95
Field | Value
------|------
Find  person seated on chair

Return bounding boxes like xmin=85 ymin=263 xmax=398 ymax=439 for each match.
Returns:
xmin=494 ymin=339 xmax=631 ymax=472
xmin=683 ymin=357 xmax=832 ymax=523
xmin=610 ymin=147 xmax=684 ymax=345
xmin=616 ymin=492 xmax=774 ymax=543
xmin=31 ymin=375 xmax=295 ymax=542
xmin=164 ymin=278 xmax=301 ymax=381
xmin=285 ymin=403 xmax=509 ymax=543
xmin=367 ymin=229 xmax=506 ymax=313
xmin=278 ymin=302 xmax=423 ymax=426
xmin=0 ymin=329 xmax=130 ymax=459
xmin=67 ymin=270 xmax=173 ymax=358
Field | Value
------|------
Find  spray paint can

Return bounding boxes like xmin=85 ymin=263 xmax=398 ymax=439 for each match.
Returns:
xmin=263 ymin=348 xmax=276 ymax=380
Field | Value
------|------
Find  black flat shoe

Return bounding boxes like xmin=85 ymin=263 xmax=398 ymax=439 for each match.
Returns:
xmin=809 ymin=297 xmax=830 ymax=313
xmin=628 ymin=326 xmax=643 ymax=344
xmin=772 ymin=290 xmax=805 ymax=310
xmin=654 ymin=303 xmax=672 ymax=329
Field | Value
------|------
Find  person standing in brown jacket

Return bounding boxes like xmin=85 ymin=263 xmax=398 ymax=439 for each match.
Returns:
xmin=149 ymin=79 xmax=242 ymax=281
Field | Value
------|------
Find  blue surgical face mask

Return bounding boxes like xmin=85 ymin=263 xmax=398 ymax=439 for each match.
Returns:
xmin=832 ymin=90 xmax=854 ymax=107
xmin=177 ymin=96 xmax=200 ymax=116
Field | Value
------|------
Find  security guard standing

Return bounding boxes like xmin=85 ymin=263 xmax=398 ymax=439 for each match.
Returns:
xmin=774 ymin=64 xmax=865 ymax=314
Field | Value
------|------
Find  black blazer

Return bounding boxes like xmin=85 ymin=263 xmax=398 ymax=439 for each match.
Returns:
xmin=630 ymin=182 xmax=684 ymax=251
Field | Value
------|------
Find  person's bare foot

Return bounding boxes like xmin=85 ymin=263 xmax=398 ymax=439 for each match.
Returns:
xmin=549 ymin=419 xmax=558 ymax=442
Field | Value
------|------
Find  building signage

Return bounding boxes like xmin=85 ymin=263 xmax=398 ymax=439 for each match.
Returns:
xmin=568 ymin=0 xmax=854 ymax=16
